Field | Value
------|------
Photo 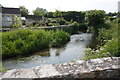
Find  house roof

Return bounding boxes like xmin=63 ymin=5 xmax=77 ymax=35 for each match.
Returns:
xmin=2 ymin=7 xmax=20 ymax=14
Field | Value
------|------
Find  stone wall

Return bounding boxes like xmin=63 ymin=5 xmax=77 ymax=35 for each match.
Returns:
xmin=1 ymin=57 xmax=120 ymax=79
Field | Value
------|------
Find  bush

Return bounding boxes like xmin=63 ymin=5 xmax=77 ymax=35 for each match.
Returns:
xmin=12 ymin=15 xmax=22 ymax=28
xmin=2 ymin=29 xmax=70 ymax=58
xmin=83 ymin=38 xmax=119 ymax=60
xmin=48 ymin=23 xmax=57 ymax=26
xmin=58 ymin=19 xmax=67 ymax=25
xmin=98 ymin=28 xmax=112 ymax=45
xmin=83 ymin=21 xmax=119 ymax=60
xmin=51 ymin=30 xmax=70 ymax=47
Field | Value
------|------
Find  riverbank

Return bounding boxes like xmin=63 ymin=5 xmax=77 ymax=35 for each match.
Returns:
xmin=83 ymin=20 xmax=119 ymax=60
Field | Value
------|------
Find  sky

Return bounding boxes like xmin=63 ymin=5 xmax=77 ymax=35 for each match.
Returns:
xmin=0 ymin=0 xmax=119 ymax=14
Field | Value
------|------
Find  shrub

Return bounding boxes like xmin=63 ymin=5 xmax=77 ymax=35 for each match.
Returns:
xmin=51 ymin=30 xmax=70 ymax=47
xmin=2 ymin=29 xmax=70 ymax=58
xmin=83 ymin=38 xmax=119 ymax=60
xmin=12 ymin=15 xmax=22 ymax=28
xmin=48 ymin=23 xmax=57 ymax=26
xmin=98 ymin=28 xmax=112 ymax=45
xmin=58 ymin=19 xmax=67 ymax=25
xmin=83 ymin=21 xmax=119 ymax=60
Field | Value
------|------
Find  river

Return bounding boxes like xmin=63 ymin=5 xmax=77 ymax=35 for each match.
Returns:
xmin=3 ymin=33 xmax=92 ymax=70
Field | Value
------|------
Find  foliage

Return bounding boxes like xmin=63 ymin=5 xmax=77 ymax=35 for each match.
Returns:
xmin=33 ymin=7 xmax=48 ymax=16
xmin=19 ymin=6 xmax=29 ymax=15
xmin=83 ymin=21 xmax=119 ymax=60
xmin=48 ymin=23 xmax=57 ymax=26
xmin=83 ymin=38 xmax=118 ymax=60
xmin=86 ymin=10 xmax=105 ymax=26
xmin=0 ymin=63 xmax=7 ymax=72
xmin=62 ymin=11 xmax=85 ymax=23
xmin=51 ymin=30 xmax=70 ymax=47
xmin=12 ymin=15 xmax=22 ymax=28
xmin=53 ymin=10 xmax=62 ymax=18
xmin=97 ymin=28 xmax=112 ymax=45
xmin=2 ymin=29 xmax=70 ymax=59
xmin=58 ymin=18 xmax=67 ymax=25
xmin=45 ymin=12 xmax=54 ymax=18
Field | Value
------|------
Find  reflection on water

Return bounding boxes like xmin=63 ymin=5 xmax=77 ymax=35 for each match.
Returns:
xmin=3 ymin=33 xmax=92 ymax=70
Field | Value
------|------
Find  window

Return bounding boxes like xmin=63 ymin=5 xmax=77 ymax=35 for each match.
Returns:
xmin=7 ymin=16 xmax=12 ymax=21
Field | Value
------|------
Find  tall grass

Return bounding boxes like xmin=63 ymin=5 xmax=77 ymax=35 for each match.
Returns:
xmin=2 ymin=29 xmax=70 ymax=59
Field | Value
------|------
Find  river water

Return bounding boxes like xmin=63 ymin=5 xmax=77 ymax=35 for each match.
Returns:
xmin=3 ymin=33 xmax=92 ymax=70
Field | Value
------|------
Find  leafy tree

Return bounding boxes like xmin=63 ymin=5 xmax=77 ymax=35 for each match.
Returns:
xmin=45 ymin=12 xmax=54 ymax=18
xmin=86 ymin=10 xmax=105 ymax=26
xmin=62 ymin=11 xmax=85 ymax=23
xmin=53 ymin=10 xmax=62 ymax=18
xmin=12 ymin=15 xmax=22 ymax=27
xmin=33 ymin=7 xmax=48 ymax=16
xmin=86 ymin=10 xmax=106 ymax=35
xmin=19 ymin=6 xmax=29 ymax=15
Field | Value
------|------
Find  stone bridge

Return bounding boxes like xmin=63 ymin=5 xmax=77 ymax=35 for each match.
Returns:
xmin=1 ymin=57 xmax=120 ymax=79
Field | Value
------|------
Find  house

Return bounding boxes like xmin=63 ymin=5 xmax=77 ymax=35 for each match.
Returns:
xmin=1 ymin=4 xmax=21 ymax=27
xmin=0 ymin=4 xmax=2 ymax=27
xmin=1 ymin=4 xmax=42 ymax=27
xmin=118 ymin=1 xmax=120 ymax=12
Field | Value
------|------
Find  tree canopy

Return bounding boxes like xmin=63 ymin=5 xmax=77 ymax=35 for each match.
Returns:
xmin=86 ymin=10 xmax=105 ymax=26
xmin=53 ymin=10 xmax=62 ymax=18
xmin=33 ymin=7 xmax=48 ymax=16
xmin=19 ymin=6 xmax=29 ymax=15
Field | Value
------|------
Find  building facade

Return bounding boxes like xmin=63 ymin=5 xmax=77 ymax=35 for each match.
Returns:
xmin=0 ymin=4 xmax=2 ymax=27
xmin=0 ymin=4 xmax=21 ymax=27
xmin=2 ymin=7 xmax=21 ymax=27
xmin=118 ymin=1 xmax=120 ymax=12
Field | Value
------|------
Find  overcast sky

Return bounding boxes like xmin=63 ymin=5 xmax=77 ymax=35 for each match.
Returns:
xmin=0 ymin=0 xmax=119 ymax=14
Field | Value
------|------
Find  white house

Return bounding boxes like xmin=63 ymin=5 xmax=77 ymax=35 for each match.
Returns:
xmin=118 ymin=1 xmax=120 ymax=12
xmin=0 ymin=4 xmax=2 ymax=27
xmin=1 ymin=4 xmax=21 ymax=27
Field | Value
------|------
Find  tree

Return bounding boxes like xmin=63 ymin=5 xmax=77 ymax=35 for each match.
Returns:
xmin=53 ymin=10 xmax=62 ymax=18
xmin=33 ymin=7 xmax=48 ymax=16
xmin=86 ymin=10 xmax=105 ymax=26
xmin=12 ymin=15 xmax=22 ymax=27
xmin=45 ymin=12 xmax=54 ymax=18
xmin=86 ymin=10 xmax=106 ymax=36
xmin=62 ymin=11 xmax=85 ymax=23
xmin=19 ymin=6 xmax=29 ymax=15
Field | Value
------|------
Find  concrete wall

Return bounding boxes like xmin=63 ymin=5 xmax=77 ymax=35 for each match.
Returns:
xmin=2 ymin=14 xmax=21 ymax=27
xmin=1 ymin=57 xmax=120 ymax=78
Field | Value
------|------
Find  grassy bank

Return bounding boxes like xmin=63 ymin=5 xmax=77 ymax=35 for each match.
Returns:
xmin=0 ymin=63 xmax=7 ymax=72
xmin=83 ymin=20 xmax=119 ymax=60
xmin=2 ymin=29 xmax=70 ymax=59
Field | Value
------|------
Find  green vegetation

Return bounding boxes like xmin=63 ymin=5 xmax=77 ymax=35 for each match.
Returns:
xmin=83 ymin=20 xmax=119 ymax=60
xmin=19 ymin=6 xmax=29 ymax=15
xmin=12 ymin=15 xmax=22 ymax=28
xmin=51 ymin=30 xmax=70 ymax=47
xmin=2 ymin=29 xmax=70 ymax=58
xmin=0 ymin=63 xmax=7 ymax=72
xmin=33 ymin=7 xmax=47 ymax=16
